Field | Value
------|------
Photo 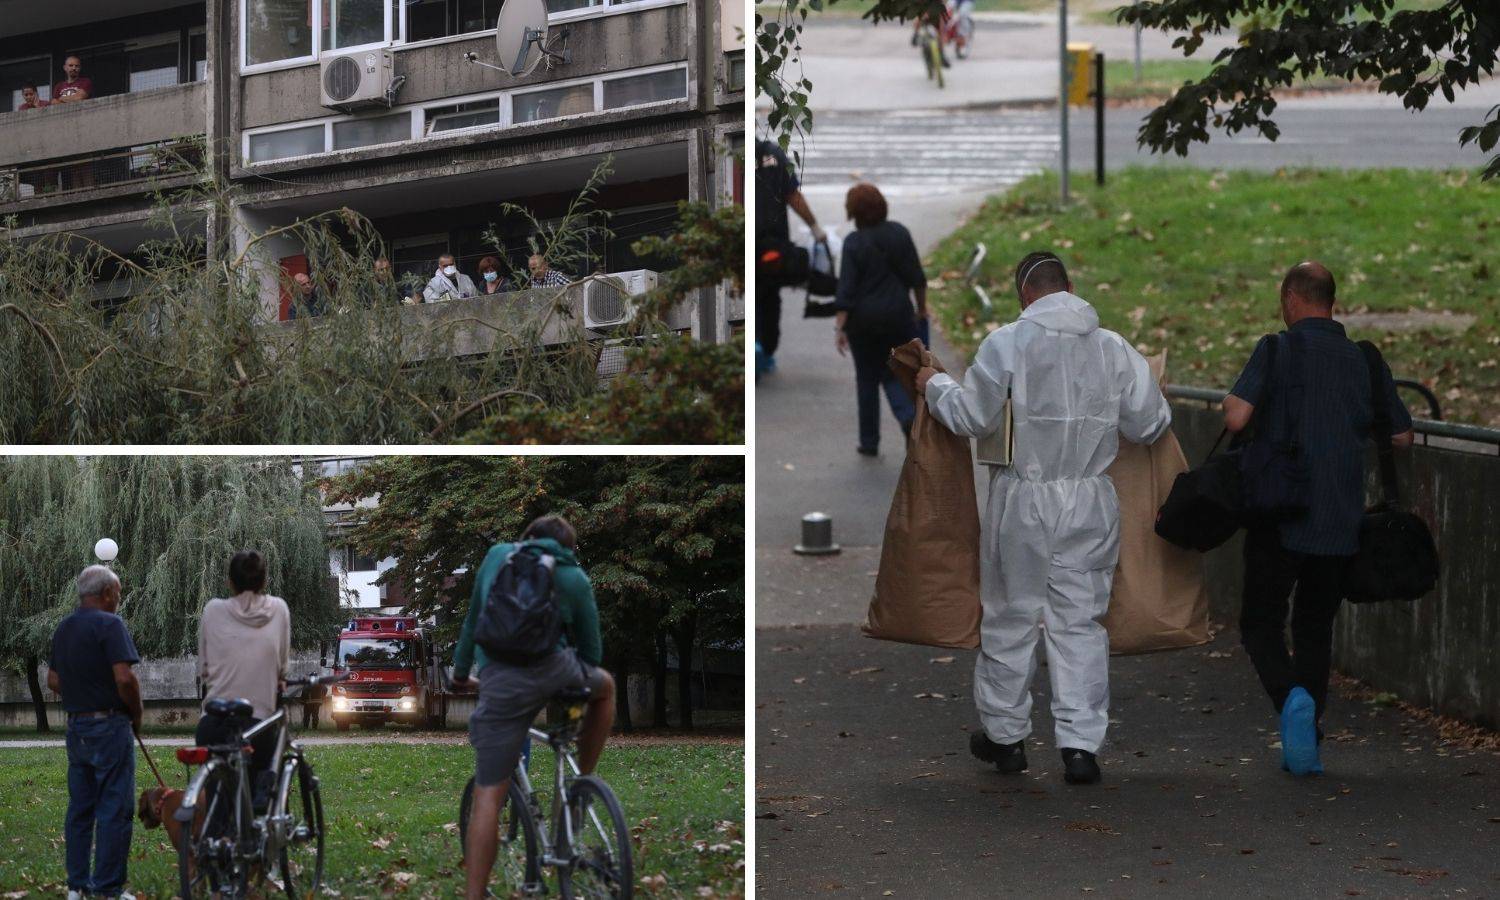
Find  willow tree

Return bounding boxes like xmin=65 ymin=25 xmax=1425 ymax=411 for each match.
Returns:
xmin=1 ymin=152 xmax=744 ymax=444
xmin=0 ymin=456 xmax=342 ymax=730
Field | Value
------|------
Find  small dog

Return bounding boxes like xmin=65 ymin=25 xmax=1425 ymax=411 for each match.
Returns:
xmin=137 ymin=786 xmax=190 ymax=848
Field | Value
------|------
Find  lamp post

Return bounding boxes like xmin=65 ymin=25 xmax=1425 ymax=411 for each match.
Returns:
xmin=1058 ymin=0 xmax=1070 ymax=205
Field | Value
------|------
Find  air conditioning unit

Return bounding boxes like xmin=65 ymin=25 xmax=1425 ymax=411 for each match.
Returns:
xmin=320 ymin=48 xmax=395 ymax=112
xmin=582 ymin=269 xmax=659 ymax=330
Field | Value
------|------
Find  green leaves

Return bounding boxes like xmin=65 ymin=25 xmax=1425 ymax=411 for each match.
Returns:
xmin=1116 ymin=0 xmax=1500 ymax=179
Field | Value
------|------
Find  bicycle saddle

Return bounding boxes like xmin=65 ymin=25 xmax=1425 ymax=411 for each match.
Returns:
xmin=205 ymin=698 xmax=255 ymax=718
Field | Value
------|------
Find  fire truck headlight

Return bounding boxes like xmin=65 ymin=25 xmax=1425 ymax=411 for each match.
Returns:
xmin=399 ymin=699 xmax=415 ymax=711
xmin=333 ymin=698 xmax=349 ymax=711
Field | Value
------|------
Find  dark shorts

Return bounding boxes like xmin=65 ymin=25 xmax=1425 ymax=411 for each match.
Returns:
xmin=468 ymin=648 xmax=606 ymax=786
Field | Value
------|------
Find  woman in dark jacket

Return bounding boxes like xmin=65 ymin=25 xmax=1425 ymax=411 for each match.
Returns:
xmin=834 ymin=182 xmax=927 ymax=456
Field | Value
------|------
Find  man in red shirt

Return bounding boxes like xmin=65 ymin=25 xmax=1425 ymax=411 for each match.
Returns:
xmin=19 ymin=83 xmax=48 ymax=110
xmin=52 ymin=57 xmax=93 ymax=104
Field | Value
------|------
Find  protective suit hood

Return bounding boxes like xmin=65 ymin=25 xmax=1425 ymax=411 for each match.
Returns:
xmin=1021 ymin=292 xmax=1098 ymax=335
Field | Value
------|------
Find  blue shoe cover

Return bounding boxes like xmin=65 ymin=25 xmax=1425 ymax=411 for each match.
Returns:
xmin=1281 ymin=687 xmax=1322 ymax=776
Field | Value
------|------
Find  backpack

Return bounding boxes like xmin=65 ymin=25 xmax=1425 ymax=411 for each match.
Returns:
xmin=474 ymin=544 xmax=562 ymax=664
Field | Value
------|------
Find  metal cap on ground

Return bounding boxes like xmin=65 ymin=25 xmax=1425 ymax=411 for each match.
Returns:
xmin=793 ymin=512 xmax=840 ymax=556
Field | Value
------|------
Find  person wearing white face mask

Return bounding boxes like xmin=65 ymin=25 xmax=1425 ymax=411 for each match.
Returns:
xmin=423 ymin=253 xmax=478 ymax=302
xmin=915 ymin=251 xmax=1172 ymax=786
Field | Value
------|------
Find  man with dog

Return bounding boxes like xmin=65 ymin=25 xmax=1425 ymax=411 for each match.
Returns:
xmin=48 ymin=564 xmax=143 ymax=900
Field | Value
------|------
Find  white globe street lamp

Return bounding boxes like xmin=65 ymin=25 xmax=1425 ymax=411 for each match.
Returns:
xmin=94 ymin=537 xmax=119 ymax=564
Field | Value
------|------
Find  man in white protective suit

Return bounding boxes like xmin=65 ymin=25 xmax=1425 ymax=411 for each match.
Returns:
xmin=915 ymin=251 xmax=1172 ymax=785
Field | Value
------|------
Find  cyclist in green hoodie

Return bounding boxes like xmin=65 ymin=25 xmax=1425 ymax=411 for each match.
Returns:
xmin=451 ymin=515 xmax=614 ymax=900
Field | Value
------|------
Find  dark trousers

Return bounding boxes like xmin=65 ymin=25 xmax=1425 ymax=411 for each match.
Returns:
xmin=756 ymin=279 xmax=783 ymax=358
xmin=1239 ymin=528 xmax=1349 ymax=722
xmin=64 ymin=714 xmax=135 ymax=896
xmin=850 ymin=330 xmax=916 ymax=452
xmin=195 ymin=713 xmax=279 ymax=811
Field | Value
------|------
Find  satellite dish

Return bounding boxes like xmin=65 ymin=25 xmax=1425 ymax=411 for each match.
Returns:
xmin=495 ymin=0 xmax=550 ymax=77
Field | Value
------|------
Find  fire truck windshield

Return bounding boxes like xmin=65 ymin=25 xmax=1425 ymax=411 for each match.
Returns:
xmin=338 ymin=638 xmax=413 ymax=668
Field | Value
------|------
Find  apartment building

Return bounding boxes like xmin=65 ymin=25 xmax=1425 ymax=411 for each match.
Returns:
xmin=0 ymin=0 xmax=744 ymax=340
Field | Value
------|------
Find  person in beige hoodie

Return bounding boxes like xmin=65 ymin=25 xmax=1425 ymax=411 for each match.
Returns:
xmin=194 ymin=550 xmax=291 ymax=809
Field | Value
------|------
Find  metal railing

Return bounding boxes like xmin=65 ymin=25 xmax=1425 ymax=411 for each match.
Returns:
xmin=0 ymin=138 xmax=202 ymax=204
xmin=1165 ymin=384 xmax=1500 ymax=454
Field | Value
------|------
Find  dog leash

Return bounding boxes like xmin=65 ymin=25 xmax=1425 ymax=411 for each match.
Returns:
xmin=136 ymin=732 xmax=168 ymax=790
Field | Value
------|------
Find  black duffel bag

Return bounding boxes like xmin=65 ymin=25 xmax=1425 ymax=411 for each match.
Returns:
xmin=1154 ymin=428 xmax=1244 ymax=552
xmin=1343 ymin=342 xmax=1440 ymax=603
xmin=756 ymin=239 xmax=810 ymax=289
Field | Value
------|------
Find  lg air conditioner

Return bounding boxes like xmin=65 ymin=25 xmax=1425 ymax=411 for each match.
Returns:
xmin=582 ymin=269 xmax=659 ymax=330
xmin=320 ymin=48 xmax=395 ymax=112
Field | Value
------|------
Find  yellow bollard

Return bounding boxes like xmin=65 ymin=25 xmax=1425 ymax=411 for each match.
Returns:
xmin=1066 ymin=42 xmax=1095 ymax=107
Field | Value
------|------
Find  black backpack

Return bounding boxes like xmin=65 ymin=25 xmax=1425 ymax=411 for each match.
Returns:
xmin=1343 ymin=342 xmax=1440 ymax=603
xmin=474 ymin=544 xmax=562 ymax=664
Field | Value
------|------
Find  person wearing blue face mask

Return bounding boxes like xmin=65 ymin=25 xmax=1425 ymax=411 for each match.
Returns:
xmin=477 ymin=256 xmax=510 ymax=294
xmin=423 ymin=253 xmax=478 ymax=302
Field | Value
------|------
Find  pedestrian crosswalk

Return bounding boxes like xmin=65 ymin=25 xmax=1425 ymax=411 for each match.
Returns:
xmin=790 ymin=108 xmax=1060 ymax=197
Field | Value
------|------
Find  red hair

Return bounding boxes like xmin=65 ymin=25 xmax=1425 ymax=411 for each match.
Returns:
xmin=845 ymin=183 xmax=888 ymax=229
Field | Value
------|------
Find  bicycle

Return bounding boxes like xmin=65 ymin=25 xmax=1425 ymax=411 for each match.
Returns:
xmin=172 ymin=671 xmax=350 ymax=898
xmin=459 ymin=686 xmax=633 ymax=899
xmin=916 ymin=20 xmax=946 ymax=88
xmin=943 ymin=0 xmax=974 ymax=60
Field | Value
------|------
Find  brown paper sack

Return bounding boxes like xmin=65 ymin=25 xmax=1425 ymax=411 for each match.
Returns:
xmin=1103 ymin=352 xmax=1211 ymax=655
xmin=863 ymin=340 xmax=982 ymax=649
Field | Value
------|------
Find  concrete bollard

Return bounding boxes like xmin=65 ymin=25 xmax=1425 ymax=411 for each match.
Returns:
xmin=793 ymin=512 xmax=841 ymax=556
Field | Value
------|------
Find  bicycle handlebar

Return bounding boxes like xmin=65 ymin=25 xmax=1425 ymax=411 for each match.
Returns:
xmin=285 ymin=671 xmax=353 ymax=688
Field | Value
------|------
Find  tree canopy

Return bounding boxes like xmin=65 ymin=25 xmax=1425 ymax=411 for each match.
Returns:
xmin=323 ymin=455 xmax=745 ymax=727
xmin=1119 ymin=1 xmax=1500 ymax=178
xmin=0 ymin=455 xmax=342 ymax=666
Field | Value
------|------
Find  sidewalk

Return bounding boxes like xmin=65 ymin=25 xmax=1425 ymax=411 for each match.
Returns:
xmin=756 ymin=622 xmax=1500 ymax=896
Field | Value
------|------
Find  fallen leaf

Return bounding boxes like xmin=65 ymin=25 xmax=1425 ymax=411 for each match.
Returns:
xmin=846 ymin=666 xmax=883 ymax=675
xmin=370 ymin=837 xmax=392 ymax=850
xmin=930 ymin=656 xmax=955 ymax=665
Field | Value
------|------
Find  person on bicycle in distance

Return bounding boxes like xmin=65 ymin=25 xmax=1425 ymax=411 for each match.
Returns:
xmin=196 ymin=550 xmax=291 ymax=811
xmin=451 ymin=514 xmax=614 ymax=900
xmin=909 ymin=2 xmax=953 ymax=68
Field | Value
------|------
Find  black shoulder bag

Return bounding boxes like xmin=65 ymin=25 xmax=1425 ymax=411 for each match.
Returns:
xmin=1155 ymin=333 xmax=1300 ymax=551
xmin=1343 ymin=342 xmax=1440 ymax=603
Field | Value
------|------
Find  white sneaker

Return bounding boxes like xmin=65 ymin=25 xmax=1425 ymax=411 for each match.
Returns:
xmin=66 ymin=891 xmax=86 ymax=900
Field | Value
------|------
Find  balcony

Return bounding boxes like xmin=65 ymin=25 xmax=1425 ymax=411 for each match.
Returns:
xmin=0 ymin=139 xmax=204 ymax=206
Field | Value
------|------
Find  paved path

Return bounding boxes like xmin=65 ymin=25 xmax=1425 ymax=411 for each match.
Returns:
xmin=756 ymin=624 xmax=1500 ymax=897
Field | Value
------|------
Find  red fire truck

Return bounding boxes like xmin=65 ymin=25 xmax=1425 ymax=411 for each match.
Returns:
xmin=321 ymin=615 xmax=453 ymax=731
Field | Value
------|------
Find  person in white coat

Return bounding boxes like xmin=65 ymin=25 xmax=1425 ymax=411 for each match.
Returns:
xmin=915 ymin=251 xmax=1171 ymax=785
xmin=422 ymin=253 xmax=478 ymax=302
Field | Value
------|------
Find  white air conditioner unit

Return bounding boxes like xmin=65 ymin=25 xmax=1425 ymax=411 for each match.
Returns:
xmin=320 ymin=48 xmax=395 ymax=112
xmin=582 ymin=269 xmax=659 ymax=330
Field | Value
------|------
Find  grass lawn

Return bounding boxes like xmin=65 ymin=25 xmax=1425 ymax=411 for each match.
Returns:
xmin=923 ymin=167 xmax=1500 ymax=426
xmin=0 ymin=740 xmax=744 ymax=899
xmin=1101 ymin=57 xmax=1361 ymax=101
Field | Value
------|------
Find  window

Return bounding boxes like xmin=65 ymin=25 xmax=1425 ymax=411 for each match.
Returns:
xmin=0 ymin=56 xmax=51 ymax=113
xmin=333 ymin=112 xmax=411 ymax=150
xmin=405 ymin=0 xmax=503 ymax=42
xmin=424 ymin=98 xmax=500 ymax=135
xmin=127 ymin=41 xmax=179 ymax=92
xmin=324 ymin=0 xmax=387 ymax=50
xmin=337 ymin=638 xmax=412 ymax=668
xmin=190 ymin=31 xmax=208 ymax=81
xmin=249 ymin=124 xmax=325 ymax=162
xmin=602 ymin=68 xmax=685 ymax=109
xmin=340 ymin=545 xmax=381 ymax=572
xmin=512 ymin=83 xmax=594 ymax=124
xmin=246 ymin=0 xmax=315 ymax=66
xmin=726 ymin=51 xmax=744 ymax=92
xmin=547 ymin=0 xmax=600 ymax=12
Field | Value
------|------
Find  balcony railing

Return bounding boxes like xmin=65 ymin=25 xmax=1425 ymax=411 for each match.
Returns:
xmin=0 ymin=138 xmax=203 ymax=204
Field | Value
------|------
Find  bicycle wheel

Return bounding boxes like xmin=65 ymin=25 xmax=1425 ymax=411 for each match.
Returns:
xmin=557 ymin=775 xmax=632 ymax=900
xmin=275 ymin=756 xmax=325 ymax=898
xmin=178 ymin=763 xmax=252 ymax=899
xmin=928 ymin=38 xmax=946 ymax=88
xmin=459 ymin=776 xmax=542 ymax=896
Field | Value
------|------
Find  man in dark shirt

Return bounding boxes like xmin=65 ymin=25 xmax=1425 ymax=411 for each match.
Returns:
xmin=754 ymin=138 xmax=824 ymax=373
xmin=1223 ymin=261 xmax=1413 ymax=775
xmin=47 ymin=565 xmax=143 ymax=900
